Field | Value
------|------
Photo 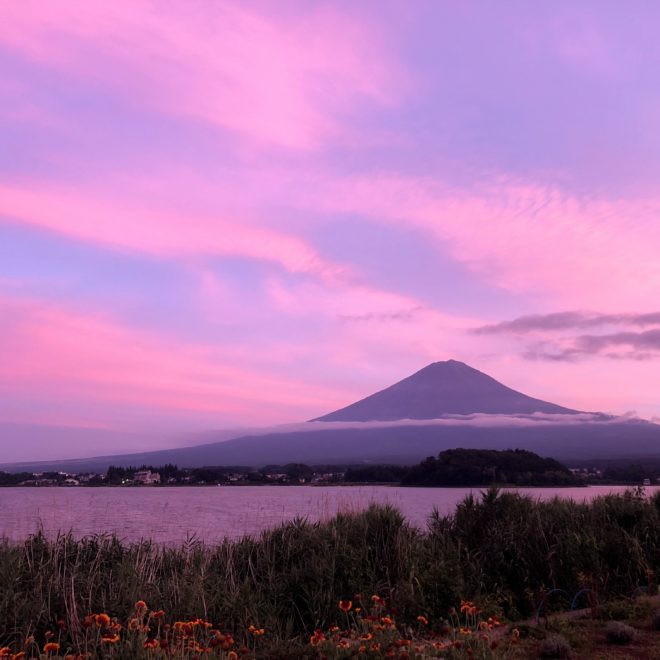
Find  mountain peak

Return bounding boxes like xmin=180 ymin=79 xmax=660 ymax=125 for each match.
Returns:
xmin=312 ymin=360 xmax=578 ymax=422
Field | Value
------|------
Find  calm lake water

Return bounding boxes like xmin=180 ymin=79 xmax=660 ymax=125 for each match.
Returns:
xmin=1 ymin=485 xmax=657 ymax=545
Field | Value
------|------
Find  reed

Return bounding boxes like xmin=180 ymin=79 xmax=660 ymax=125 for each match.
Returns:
xmin=1 ymin=489 xmax=659 ymax=656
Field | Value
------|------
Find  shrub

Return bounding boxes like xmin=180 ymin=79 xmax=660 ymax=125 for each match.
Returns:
xmin=537 ymin=634 xmax=572 ymax=658
xmin=605 ymin=621 xmax=636 ymax=645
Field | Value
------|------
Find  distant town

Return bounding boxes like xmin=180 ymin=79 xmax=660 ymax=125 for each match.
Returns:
xmin=2 ymin=450 xmax=660 ymax=487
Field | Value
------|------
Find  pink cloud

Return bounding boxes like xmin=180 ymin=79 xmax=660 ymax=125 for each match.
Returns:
xmin=0 ymin=1 xmax=402 ymax=149
xmin=0 ymin=290 xmax=353 ymax=429
xmin=294 ymin=173 xmax=660 ymax=310
xmin=0 ymin=181 xmax=341 ymax=277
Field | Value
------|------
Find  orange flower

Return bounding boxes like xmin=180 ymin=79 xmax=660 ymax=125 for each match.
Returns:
xmin=151 ymin=609 xmax=165 ymax=619
xmin=101 ymin=635 xmax=120 ymax=644
xmin=416 ymin=615 xmax=428 ymax=625
xmin=309 ymin=631 xmax=325 ymax=646
xmin=143 ymin=639 xmax=159 ymax=650
xmin=135 ymin=600 xmax=148 ymax=612
xmin=95 ymin=613 xmax=111 ymax=627
xmin=43 ymin=643 xmax=60 ymax=654
xmin=0 ymin=649 xmax=11 ymax=658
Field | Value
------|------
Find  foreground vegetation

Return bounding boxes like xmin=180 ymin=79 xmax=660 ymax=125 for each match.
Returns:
xmin=1 ymin=488 xmax=660 ymax=657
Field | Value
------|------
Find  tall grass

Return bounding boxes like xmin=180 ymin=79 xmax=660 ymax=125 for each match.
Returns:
xmin=1 ymin=489 xmax=660 ymax=647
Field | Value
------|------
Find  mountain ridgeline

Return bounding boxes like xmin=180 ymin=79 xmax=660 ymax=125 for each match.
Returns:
xmin=3 ymin=360 xmax=660 ymax=472
xmin=313 ymin=360 xmax=577 ymax=421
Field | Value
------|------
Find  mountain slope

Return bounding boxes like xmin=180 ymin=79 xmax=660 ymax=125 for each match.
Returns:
xmin=4 ymin=360 xmax=659 ymax=473
xmin=4 ymin=419 xmax=660 ymax=472
xmin=313 ymin=360 xmax=578 ymax=421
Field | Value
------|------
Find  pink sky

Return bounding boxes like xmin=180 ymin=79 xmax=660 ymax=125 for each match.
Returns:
xmin=1 ymin=1 xmax=660 ymax=459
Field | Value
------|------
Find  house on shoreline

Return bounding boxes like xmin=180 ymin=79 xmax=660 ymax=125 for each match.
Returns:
xmin=133 ymin=470 xmax=161 ymax=485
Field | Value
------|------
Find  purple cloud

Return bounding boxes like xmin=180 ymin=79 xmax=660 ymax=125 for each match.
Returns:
xmin=475 ymin=311 xmax=660 ymax=335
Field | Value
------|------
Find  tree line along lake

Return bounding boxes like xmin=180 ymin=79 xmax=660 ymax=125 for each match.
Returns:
xmin=1 ymin=483 xmax=659 ymax=544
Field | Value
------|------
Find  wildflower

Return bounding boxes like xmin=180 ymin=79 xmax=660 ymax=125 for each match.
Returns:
xmin=310 ymin=631 xmax=325 ymax=646
xmin=329 ymin=626 xmax=340 ymax=633
xmin=143 ymin=639 xmax=159 ymax=650
xmin=337 ymin=640 xmax=351 ymax=649
xmin=459 ymin=627 xmax=472 ymax=636
xmin=511 ymin=628 xmax=520 ymax=644
xmin=43 ymin=643 xmax=60 ymax=654
xmin=128 ymin=618 xmax=141 ymax=631
xmin=416 ymin=615 xmax=428 ymax=625
xmin=95 ymin=613 xmax=111 ymax=628
xmin=339 ymin=599 xmax=352 ymax=612
xmin=151 ymin=609 xmax=165 ymax=619
xmin=101 ymin=635 xmax=120 ymax=644
xmin=82 ymin=615 xmax=94 ymax=628
xmin=370 ymin=642 xmax=381 ymax=652
xmin=371 ymin=595 xmax=384 ymax=606
xmin=0 ymin=649 xmax=11 ymax=658
xmin=12 ymin=653 xmax=27 ymax=660
xmin=135 ymin=600 xmax=148 ymax=612
xmin=227 ymin=653 xmax=238 ymax=660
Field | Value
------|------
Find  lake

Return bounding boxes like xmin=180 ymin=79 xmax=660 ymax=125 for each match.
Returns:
xmin=1 ymin=484 xmax=657 ymax=545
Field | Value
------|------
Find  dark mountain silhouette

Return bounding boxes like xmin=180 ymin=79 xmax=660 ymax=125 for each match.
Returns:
xmin=313 ymin=360 xmax=578 ymax=421
xmin=2 ymin=361 xmax=659 ymax=472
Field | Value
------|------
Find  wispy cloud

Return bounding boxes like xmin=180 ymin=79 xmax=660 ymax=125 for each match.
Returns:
xmin=0 ymin=1 xmax=402 ymax=150
xmin=524 ymin=329 xmax=660 ymax=362
xmin=475 ymin=311 xmax=660 ymax=334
